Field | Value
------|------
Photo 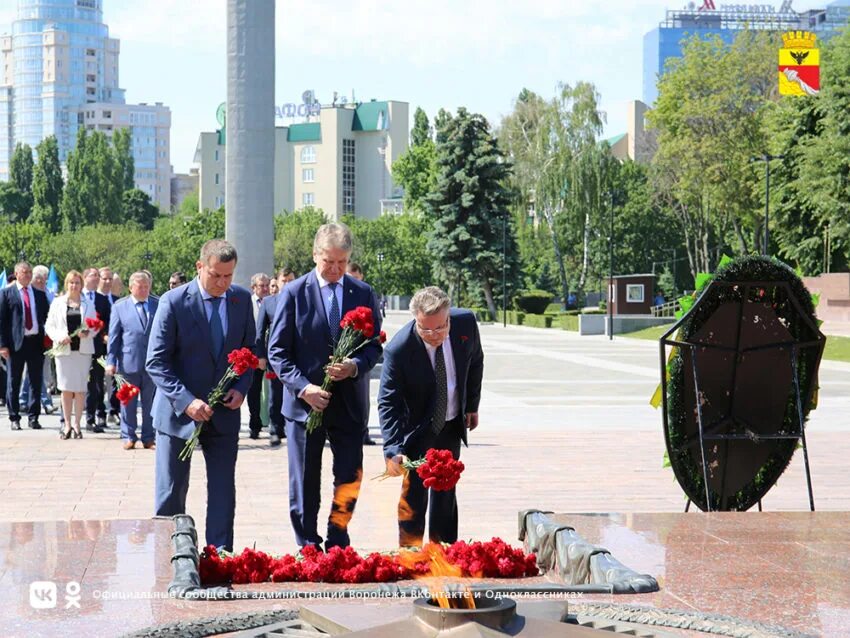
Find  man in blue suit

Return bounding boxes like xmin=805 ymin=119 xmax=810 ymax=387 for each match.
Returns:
xmin=378 ymin=286 xmax=484 ymax=547
xmin=268 ymin=223 xmax=382 ymax=550
xmin=146 ymin=239 xmax=256 ymax=551
xmin=255 ymin=268 xmax=296 ymax=448
xmin=106 ymin=271 xmax=159 ymax=450
xmin=0 ymin=262 xmax=50 ymax=430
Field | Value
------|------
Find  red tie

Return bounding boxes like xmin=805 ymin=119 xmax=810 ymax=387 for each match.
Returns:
xmin=23 ymin=286 xmax=33 ymax=330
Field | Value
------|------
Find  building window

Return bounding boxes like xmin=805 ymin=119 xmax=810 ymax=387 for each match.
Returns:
xmin=303 ymin=192 xmax=315 ymax=206
xmin=214 ymin=173 xmax=219 ymax=185
xmin=86 ymin=74 xmax=96 ymax=82
xmin=86 ymin=48 xmax=95 ymax=56
xmin=300 ymin=145 xmax=316 ymax=164
xmin=626 ymin=284 xmax=645 ymax=303
xmin=342 ymin=139 xmax=355 ymax=215
xmin=302 ymin=168 xmax=314 ymax=183
xmin=103 ymin=110 xmax=111 ymax=119
xmin=214 ymin=149 xmax=219 ymax=161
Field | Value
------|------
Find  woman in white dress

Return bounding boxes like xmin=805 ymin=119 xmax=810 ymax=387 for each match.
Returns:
xmin=46 ymin=270 xmax=100 ymax=439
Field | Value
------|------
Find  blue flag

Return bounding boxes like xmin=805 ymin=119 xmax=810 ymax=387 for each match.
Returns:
xmin=47 ymin=265 xmax=59 ymax=295
xmin=0 ymin=269 xmax=6 ymax=287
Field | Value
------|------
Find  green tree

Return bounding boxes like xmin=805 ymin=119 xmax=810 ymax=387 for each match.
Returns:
xmin=60 ymin=127 xmax=91 ymax=230
xmin=122 ymin=188 xmax=159 ymax=230
xmin=113 ymin=127 xmax=135 ymax=193
xmin=411 ymin=107 xmax=432 ymax=147
xmin=0 ymin=222 xmax=50 ymax=268
xmin=434 ymin=108 xmax=453 ymax=145
xmin=534 ymin=261 xmax=557 ymax=294
xmin=0 ymin=182 xmax=30 ymax=223
xmin=273 ymin=207 xmax=327 ymax=276
xmin=89 ymin=131 xmax=121 ymax=224
xmin=344 ymin=212 xmax=432 ymax=295
xmin=426 ymin=108 xmax=521 ymax=318
xmin=10 ymin=143 xmax=34 ymax=202
xmin=648 ymin=30 xmax=777 ymax=276
xmin=145 ymin=208 xmax=226 ymax=290
xmin=392 ymin=140 xmax=437 ymax=214
xmin=30 ymin=136 xmax=64 ymax=232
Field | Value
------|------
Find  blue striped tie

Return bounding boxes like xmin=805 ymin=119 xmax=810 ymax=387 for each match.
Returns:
xmin=328 ymin=283 xmax=340 ymax=343
xmin=209 ymin=297 xmax=224 ymax=358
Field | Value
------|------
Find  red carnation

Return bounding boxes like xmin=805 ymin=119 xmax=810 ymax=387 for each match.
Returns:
xmin=264 ymin=370 xmax=277 ymax=380
xmin=379 ymin=330 xmax=387 ymax=344
xmin=85 ymin=316 xmax=104 ymax=332
xmin=115 ymin=382 xmax=141 ymax=406
xmin=227 ymin=347 xmax=259 ymax=376
xmin=416 ymin=448 xmax=465 ymax=492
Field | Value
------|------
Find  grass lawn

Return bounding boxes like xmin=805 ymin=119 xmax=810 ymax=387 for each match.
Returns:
xmin=620 ymin=324 xmax=850 ymax=363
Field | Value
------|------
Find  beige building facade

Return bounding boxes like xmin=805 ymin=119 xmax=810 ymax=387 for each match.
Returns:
xmin=195 ymin=100 xmax=408 ymax=219
xmin=79 ymin=101 xmax=171 ymax=207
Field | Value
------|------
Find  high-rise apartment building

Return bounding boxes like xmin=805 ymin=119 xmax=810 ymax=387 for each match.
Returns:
xmin=0 ymin=0 xmax=171 ymax=208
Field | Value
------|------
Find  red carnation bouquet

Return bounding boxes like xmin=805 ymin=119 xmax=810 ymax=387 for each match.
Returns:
xmin=305 ymin=306 xmax=386 ymax=433
xmin=375 ymin=448 xmax=465 ymax=491
xmin=45 ymin=314 xmax=104 ymax=358
xmin=96 ymin=357 xmax=140 ymax=406
xmin=180 ymin=347 xmax=259 ymax=461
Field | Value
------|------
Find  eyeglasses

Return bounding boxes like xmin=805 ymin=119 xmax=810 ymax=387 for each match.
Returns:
xmin=416 ymin=320 xmax=450 ymax=336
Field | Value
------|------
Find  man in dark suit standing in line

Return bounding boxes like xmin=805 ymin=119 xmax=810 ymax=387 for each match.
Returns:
xmin=345 ymin=262 xmax=378 ymax=446
xmin=81 ymin=267 xmax=112 ymax=432
xmin=106 ymin=271 xmax=159 ymax=450
xmin=378 ymin=286 xmax=484 ymax=547
xmin=0 ymin=262 xmax=50 ymax=430
xmin=268 ymin=223 xmax=382 ymax=550
xmin=256 ymin=268 xmax=296 ymax=448
xmin=247 ymin=272 xmax=271 ymax=439
xmin=146 ymin=239 xmax=256 ymax=551
xmin=98 ymin=266 xmax=121 ymax=424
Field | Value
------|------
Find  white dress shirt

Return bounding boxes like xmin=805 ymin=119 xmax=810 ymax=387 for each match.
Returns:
xmin=16 ymin=282 xmax=39 ymax=336
xmin=424 ymin=336 xmax=459 ymax=421
xmin=83 ymin=288 xmax=98 ymax=308
xmin=251 ymin=294 xmax=263 ymax=321
xmin=198 ymin=280 xmax=228 ymax=335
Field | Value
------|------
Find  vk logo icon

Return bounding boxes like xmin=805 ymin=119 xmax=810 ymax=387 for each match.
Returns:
xmin=29 ymin=581 xmax=57 ymax=609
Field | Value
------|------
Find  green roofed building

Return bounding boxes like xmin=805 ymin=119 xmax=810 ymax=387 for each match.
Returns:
xmin=194 ymin=99 xmax=409 ymax=219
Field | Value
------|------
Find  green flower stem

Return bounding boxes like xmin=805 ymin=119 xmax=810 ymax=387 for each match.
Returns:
xmin=179 ymin=367 xmax=240 ymax=461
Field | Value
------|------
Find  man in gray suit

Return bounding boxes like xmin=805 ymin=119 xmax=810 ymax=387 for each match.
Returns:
xmin=146 ymin=239 xmax=256 ymax=551
xmin=106 ymin=271 xmax=159 ymax=450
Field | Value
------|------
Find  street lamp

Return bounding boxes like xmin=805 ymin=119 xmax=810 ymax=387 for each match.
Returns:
xmin=607 ymin=190 xmax=617 ymax=342
xmin=502 ymin=212 xmax=507 ymax=328
xmin=750 ymin=154 xmax=785 ymax=255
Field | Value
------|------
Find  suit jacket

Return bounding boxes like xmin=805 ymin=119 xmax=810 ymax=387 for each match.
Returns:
xmin=145 ymin=279 xmax=256 ymax=439
xmin=107 ymin=296 xmax=159 ymax=375
xmin=0 ymin=284 xmax=50 ymax=352
xmin=378 ymin=309 xmax=484 ymax=459
xmin=82 ymin=290 xmax=112 ymax=356
xmin=44 ymin=295 xmax=100 ymax=356
xmin=255 ymin=293 xmax=279 ymax=359
xmin=267 ymin=271 xmax=382 ymax=425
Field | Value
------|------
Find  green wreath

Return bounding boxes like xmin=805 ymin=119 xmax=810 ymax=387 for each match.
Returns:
xmin=665 ymin=255 xmax=823 ymax=511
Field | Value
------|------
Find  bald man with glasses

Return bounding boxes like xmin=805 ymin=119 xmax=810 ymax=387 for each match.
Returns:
xmin=377 ymin=286 xmax=484 ymax=547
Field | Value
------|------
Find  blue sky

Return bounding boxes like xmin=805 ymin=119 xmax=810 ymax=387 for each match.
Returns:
xmin=0 ymin=0 xmax=829 ymax=173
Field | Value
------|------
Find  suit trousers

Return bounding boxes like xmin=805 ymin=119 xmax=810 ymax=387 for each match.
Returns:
xmin=86 ymin=356 xmax=106 ymax=422
xmin=119 ymin=371 xmax=155 ymax=443
xmin=5 ymin=335 xmax=45 ymax=423
xmin=268 ymin=377 xmax=284 ymax=437
xmin=285 ymin=416 xmax=364 ymax=550
xmin=154 ymin=425 xmax=239 ymax=551
xmin=398 ymin=416 xmax=463 ymax=547
xmin=247 ymin=368 xmax=264 ymax=431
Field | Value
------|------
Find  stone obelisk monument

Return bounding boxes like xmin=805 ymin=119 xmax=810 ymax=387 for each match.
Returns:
xmin=226 ymin=0 xmax=274 ymax=287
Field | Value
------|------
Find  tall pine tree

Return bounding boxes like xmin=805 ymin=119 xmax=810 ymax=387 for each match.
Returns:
xmin=60 ymin=127 xmax=90 ymax=230
xmin=9 ymin=142 xmax=34 ymax=217
xmin=426 ymin=108 xmax=521 ymax=318
xmin=31 ymin=136 xmax=64 ymax=232
xmin=113 ymin=127 xmax=135 ymax=193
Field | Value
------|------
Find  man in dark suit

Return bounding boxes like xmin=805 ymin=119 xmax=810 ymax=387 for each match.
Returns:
xmin=98 ymin=267 xmax=121 ymax=424
xmin=247 ymin=272 xmax=271 ymax=439
xmin=345 ymin=263 xmax=378 ymax=446
xmin=106 ymin=271 xmax=159 ymax=451
xmin=0 ymin=262 xmax=50 ymax=430
xmin=146 ymin=239 xmax=256 ymax=551
xmin=255 ymin=268 xmax=296 ymax=448
xmin=81 ymin=267 xmax=112 ymax=432
xmin=378 ymin=286 xmax=484 ymax=547
xmin=268 ymin=223 xmax=382 ymax=550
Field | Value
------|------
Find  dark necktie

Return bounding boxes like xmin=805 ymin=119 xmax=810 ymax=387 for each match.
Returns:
xmin=136 ymin=301 xmax=147 ymax=330
xmin=88 ymin=291 xmax=95 ymax=306
xmin=22 ymin=287 xmax=33 ymax=330
xmin=208 ymin=297 xmax=224 ymax=358
xmin=328 ymin=283 xmax=340 ymax=343
xmin=432 ymin=344 xmax=448 ymax=434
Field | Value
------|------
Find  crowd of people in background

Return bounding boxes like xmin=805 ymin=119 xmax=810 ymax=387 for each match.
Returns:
xmin=0 ymin=261 xmax=304 ymax=450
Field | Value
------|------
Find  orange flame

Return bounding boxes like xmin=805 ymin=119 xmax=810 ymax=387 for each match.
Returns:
xmin=328 ymin=469 xmax=362 ymax=530
xmin=396 ymin=542 xmax=476 ymax=609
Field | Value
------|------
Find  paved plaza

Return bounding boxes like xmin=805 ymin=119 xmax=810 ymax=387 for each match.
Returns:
xmin=2 ymin=310 xmax=849 ymax=554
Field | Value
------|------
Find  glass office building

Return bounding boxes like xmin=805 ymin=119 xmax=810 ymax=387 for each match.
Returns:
xmin=643 ymin=0 xmax=850 ymax=104
xmin=1 ymin=0 xmax=123 ymax=175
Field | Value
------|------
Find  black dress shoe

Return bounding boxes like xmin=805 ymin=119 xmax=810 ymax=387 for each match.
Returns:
xmin=249 ymin=430 xmax=260 ymax=440
xmin=28 ymin=421 xmax=42 ymax=430
xmin=269 ymin=433 xmax=281 ymax=447
xmin=10 ymin=422 xmax=22 ymax=431
xmin=363 ymin=437 xmax=377 ymax=446
xmin=86 ymin=422 xmax=95 ymax=432
xmin=96 ymin=419 xmax=107 ymax=429
xmin=93 ymin=425 xmax=105 ymax=433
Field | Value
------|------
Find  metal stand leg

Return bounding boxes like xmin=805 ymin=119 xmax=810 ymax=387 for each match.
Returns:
xmin=791 ymin=348 xmax=816 ymax=512
xmin=691 ymin=348 xmax=712 ymax=512
xmin=684 ymin=499 xmax=691 ymax=513
xmin=757 ymin=500 xmax=762 ymax=512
